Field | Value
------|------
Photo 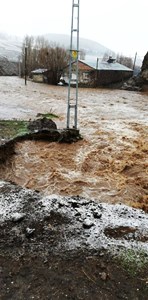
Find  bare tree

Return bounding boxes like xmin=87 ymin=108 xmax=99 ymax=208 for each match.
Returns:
xmin=102 ymin=52 xmax=110 ymax=61
xmin=21 ymin=35 xmax=35 ymax=76
xmin=102 ymin=51 xmax=116 ymax=62
xmin=46 ymin=46 xmax=69 ymax=84
xmin=116 ymin=54 xmax=133 ymax=69
xmin=21 ymin=35 xmax=69 ymax=84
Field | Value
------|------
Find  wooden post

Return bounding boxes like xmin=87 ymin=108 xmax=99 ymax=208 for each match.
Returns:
xmin=25 ymin=46 xmax=27 ymax=85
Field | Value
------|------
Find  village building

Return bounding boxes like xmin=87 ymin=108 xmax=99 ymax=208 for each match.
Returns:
xmin=31 ymin=68 xmax=61 ymax=85
xmin=61 ymin=58 xmax=133 ymax=87
xmin=31 ymin=69 xmax=49 ymax=83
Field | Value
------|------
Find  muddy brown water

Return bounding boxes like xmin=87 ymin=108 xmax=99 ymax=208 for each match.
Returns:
xmin=0 ymin=77 xmax=148 ymax=211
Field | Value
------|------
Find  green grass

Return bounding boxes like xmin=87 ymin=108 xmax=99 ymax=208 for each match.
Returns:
xmin=0 ymin=112 xmax=59 ymax=140
xmin=36 ymin=112 xmax=59 ymax=119
xmin=116 ymin=248 xmax=148 ymax=276
xmin=0 ymin=120 xmax=29 ymax=139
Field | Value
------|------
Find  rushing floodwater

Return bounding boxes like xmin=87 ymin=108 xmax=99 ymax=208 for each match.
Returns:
xmin=0 ymin=77 xmax=148 ymax=209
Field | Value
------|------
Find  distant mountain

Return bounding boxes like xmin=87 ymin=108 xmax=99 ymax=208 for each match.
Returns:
xmin=0 ymin=32 xmax=114 ymax=63
xmin=0 ymin=58 xmax=19 ymax=76
xmin=0 ymin=33 xmax=22 ymax=62
xmin=44 ymin=33 xmax=115 ymax=59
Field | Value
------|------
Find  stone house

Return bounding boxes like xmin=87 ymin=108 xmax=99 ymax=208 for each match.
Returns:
xmin=31 ymin=69 xmax=49 ymax=83
xmin=61 ymin=58 xmax=133 ymax=87
xmin=31 ymin=68 xmax=61 ymax=85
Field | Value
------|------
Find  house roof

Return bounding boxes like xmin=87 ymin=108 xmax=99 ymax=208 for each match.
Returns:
xmin=31 ymin=68 xmax=48 ymax=74
xmin=79 ymin=60 xmax=133 ymax=72
xmin=77 ymin=60 xmax=95 ymax=71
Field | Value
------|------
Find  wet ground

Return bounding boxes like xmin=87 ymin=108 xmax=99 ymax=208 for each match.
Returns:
xmin=0 ymin=77 xmax=148 ymax=299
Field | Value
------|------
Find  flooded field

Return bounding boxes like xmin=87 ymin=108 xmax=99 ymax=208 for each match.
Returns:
xmin=0 ymin=77 xmax=148 ymax=211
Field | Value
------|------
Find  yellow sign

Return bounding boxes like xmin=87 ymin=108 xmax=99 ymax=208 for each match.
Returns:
xmin=72 ymin=50 xmax=78 ymax=59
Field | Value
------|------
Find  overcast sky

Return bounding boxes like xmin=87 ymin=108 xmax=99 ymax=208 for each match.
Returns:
xmin=0 ymin=0 xmax=147 ymax=58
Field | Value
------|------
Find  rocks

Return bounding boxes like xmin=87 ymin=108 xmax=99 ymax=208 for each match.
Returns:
xmin=141 ymin=52 xmax=148 ymax=83
xmin=11 ymin=212 xmax=25 ymax=223
xmin=122 ymin=51 xmax=148 ymax=91
xmin=93 ymin=211 xmax=102 ymax=219
xmin=26 ymin=227 xmax=35 ymax=237
xmin=27 ymin=117 xmax=57 ymax=131
xmin=100 ymin=272 xmax=108 ymax=281
xmin=83 ymin=219 xmax=94 ymax=229
xmin=58 ymin=128 xmax=82 ymax=143
xmin=25 ymin=129 xmax=61 ymax=142
xmin=122 ymin=76 xmax=143 ymax=91
xmin=27 ymin=118 xmax=82 ymax=143
xmin=142 ymin=69 xmax=148 ymax=81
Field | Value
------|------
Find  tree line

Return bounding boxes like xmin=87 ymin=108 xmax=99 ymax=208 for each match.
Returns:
xmin=21 ymin=35 xmax=87 ymax=85
xmin=21 ymin=35 xmax=135 ymax=85
xmin=102 ymin=52 xmax=134 ymax=69
xmin=21 ymin=35 xmax=69 ymax=85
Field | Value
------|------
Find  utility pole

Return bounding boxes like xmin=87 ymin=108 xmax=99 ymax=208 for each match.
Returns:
xmin=67 ymin=0 xmax=80 ymax=129
xmin=133 ymin=52 xmax=137 ymax=72
xmin=25 ymin=46 xmax=27 ymax=85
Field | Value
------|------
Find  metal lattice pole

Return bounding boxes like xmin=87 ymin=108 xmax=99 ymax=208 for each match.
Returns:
xmin=67 ymin=0 xmax=80 ymax=129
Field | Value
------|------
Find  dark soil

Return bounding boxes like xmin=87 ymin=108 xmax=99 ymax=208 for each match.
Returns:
xmin=0 ymin=251 xmax=147 ymax=300
xmin=0 ymin=181 xmax=148 ymax=300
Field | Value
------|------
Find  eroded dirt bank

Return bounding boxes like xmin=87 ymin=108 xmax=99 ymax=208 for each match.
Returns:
xmin=0 ymin=181 xmax=148 ymax=299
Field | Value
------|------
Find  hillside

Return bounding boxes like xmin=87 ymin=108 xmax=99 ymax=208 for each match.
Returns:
xmin=44 ymin=33 xmax=114 ymax=57
xmin=0 ymin=33 xmax=22 ymax=62
xmin=0 ymin=32 xmax=114 ymax=63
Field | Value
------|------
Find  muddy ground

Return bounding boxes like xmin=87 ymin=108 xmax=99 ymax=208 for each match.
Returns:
xmin=0 ymin=77 xmax=148 ymax=299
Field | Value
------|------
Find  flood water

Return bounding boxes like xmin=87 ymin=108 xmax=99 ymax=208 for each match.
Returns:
xmin=0 ymin=77 xmax=148 ymax=210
